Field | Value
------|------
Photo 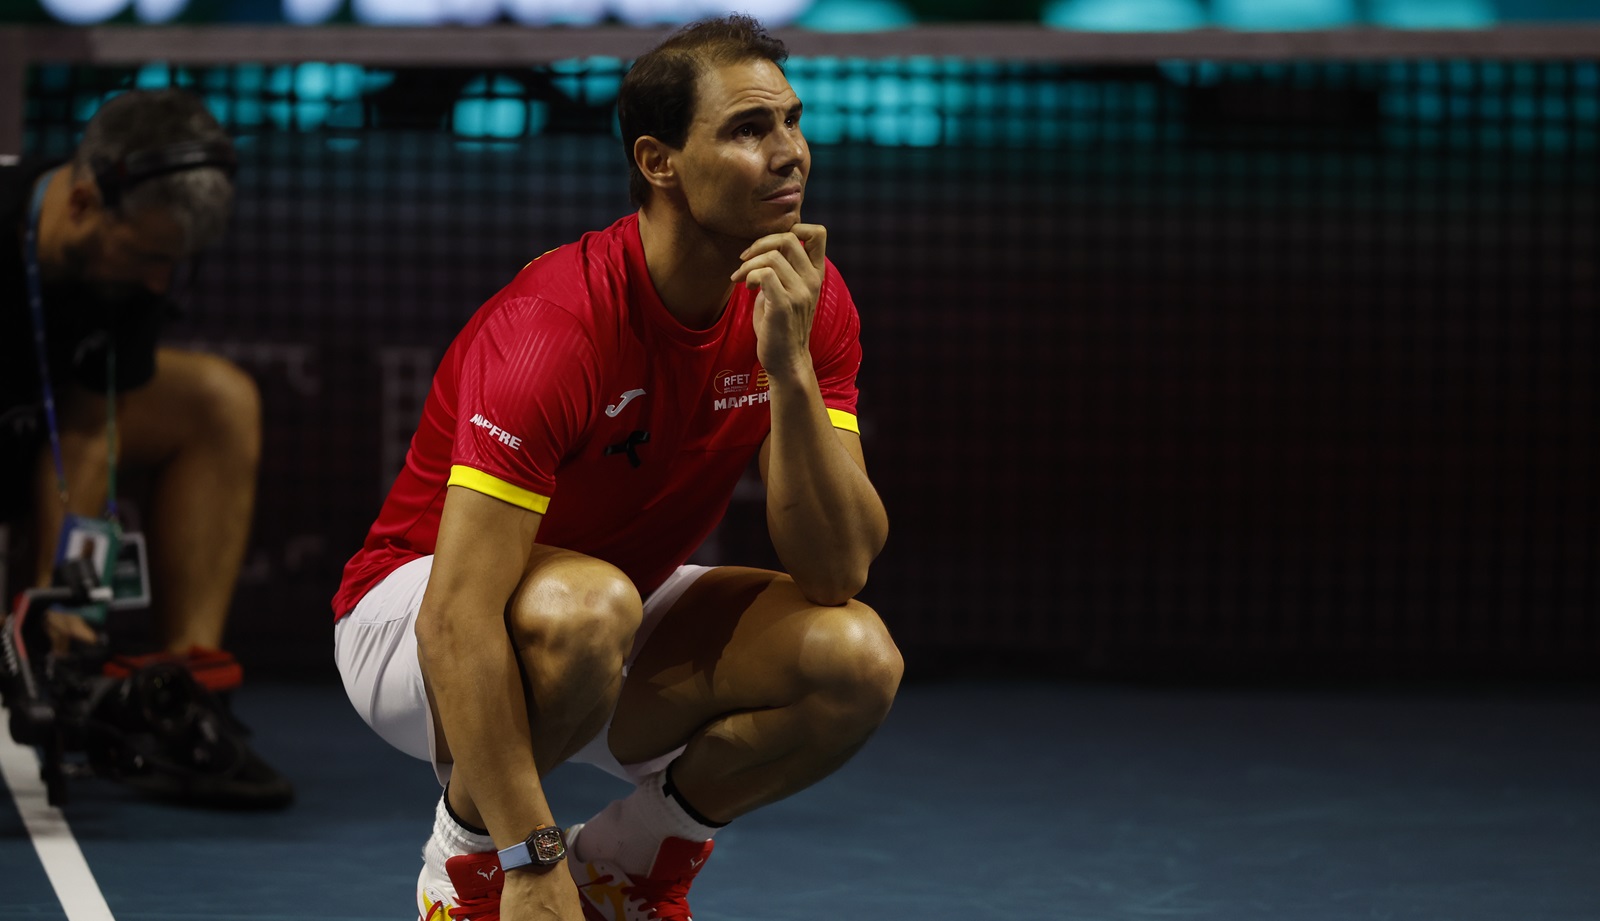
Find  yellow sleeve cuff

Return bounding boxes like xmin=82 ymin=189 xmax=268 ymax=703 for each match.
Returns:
xmin=447 ymin=465 xmax=552 ymax=514
xmin=827 ymin=409 xmax=860 ymax=434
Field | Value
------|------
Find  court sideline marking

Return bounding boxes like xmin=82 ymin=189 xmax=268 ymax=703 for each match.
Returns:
xmin=0 ymin=703 xmax=117 ymax=921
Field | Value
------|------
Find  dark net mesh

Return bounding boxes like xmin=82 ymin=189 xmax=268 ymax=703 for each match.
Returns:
xmin=21 ymin=55 xmax=1598 ymax=679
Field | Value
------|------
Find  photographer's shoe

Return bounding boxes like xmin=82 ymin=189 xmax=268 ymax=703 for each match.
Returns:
xmin=80 ymin=662 xmax=293 ymax=809
xmin=104 ymin=645 xmax=243 ymax=693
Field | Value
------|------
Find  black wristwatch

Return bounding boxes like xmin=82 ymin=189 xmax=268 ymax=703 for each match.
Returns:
xmin=497 ymin=825 xmax=567 ymax=871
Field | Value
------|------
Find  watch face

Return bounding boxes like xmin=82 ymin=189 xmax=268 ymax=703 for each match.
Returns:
xmin=531 ymin=826 xmax=567 ymax=864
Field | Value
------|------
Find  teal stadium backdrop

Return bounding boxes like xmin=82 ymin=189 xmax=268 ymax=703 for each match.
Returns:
xmin=6 ymin=0 xmax=1600 ymax=28
xmin=7 ymin=28 xmax=1597 ymax=681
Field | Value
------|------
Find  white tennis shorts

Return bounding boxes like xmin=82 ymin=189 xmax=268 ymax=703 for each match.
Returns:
xmin=333 ymin=555 xmax=712 ymax=786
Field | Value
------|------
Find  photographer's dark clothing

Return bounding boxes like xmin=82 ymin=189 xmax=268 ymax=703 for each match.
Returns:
xmin=1 ymin=159 xmax=170 ymax=520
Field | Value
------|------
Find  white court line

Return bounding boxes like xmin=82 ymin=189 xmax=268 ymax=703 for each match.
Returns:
xmin=0 ymin=703 xmax=116 ymax=921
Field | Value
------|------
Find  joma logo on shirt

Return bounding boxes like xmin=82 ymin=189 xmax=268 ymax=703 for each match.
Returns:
xmin=469 ymin=413 xmax=523 ymax=450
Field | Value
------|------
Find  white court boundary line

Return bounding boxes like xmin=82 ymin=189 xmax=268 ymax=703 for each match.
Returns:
xmin=0 ymin=702 xmax=116 ymax=921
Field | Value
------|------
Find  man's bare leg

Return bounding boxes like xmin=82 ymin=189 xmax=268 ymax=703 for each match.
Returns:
xmin=608 ymin=566 xmax=903 ymax=822
xmin=33 ymin=348 xmax=260 ymax=653
xmin=114 ymin=348 xmax=260 ymax=653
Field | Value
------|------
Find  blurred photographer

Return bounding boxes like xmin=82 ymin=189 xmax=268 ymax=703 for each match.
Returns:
xmin=1 ymin=88 xmax=289 ymax=808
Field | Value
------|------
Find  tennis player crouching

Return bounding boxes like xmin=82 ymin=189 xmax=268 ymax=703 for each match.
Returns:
xmin=331 ymin=14 xmax=902 ymax=921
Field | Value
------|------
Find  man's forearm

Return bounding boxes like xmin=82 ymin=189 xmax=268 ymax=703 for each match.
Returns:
xmin=763 ymin=363 xmax=888 ymax=605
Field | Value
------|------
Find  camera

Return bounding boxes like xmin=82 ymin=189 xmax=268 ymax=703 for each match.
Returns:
xmin=1 ymin=557 xmax=289 ymax=809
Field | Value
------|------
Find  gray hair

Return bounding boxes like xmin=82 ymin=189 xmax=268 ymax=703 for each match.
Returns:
xmin=71 ymin=89 xmax=235 ymax=254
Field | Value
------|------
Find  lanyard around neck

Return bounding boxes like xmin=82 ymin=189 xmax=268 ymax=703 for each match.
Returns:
xmin=23 ymin=168 xmax=119 ymax=519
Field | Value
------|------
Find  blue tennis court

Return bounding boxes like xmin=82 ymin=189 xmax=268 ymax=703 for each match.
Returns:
xmin=6 ymin=677 xmax=1598 ymax=920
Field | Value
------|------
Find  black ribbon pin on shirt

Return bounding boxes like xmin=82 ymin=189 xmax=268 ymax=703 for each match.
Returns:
xmin=604 ymin=430 xmax=650 ymax=468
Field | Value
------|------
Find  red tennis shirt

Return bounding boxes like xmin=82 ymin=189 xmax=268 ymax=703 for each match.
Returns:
xmin=331 ymin=214 xmax=863 ymax=618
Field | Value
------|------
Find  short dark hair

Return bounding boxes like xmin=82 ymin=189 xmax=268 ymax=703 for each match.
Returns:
xmin=72 ymin=89 xmax=235 ymax=253
xmin=618 ymin=14 xmax=789 ymax=207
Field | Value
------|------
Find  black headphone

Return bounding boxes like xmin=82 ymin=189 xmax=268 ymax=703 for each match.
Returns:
xmin=91 ymin=139 xmax=238 ymax=211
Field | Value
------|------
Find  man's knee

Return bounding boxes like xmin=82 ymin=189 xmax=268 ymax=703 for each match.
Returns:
xmin=179 ymin=353 xmax=262 ymax=453
xmin=798 ymin=599 xmax=904 ymax=725
xmin=506 ymin=557 xmax=642 ymax=679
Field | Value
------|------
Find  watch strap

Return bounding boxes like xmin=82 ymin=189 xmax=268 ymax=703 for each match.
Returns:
xmin=497 ymin=840 xmax=536 ymax=870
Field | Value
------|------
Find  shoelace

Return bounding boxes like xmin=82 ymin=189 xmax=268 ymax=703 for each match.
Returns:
xmin=421 ymin=891 xmax=452 ymax=921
